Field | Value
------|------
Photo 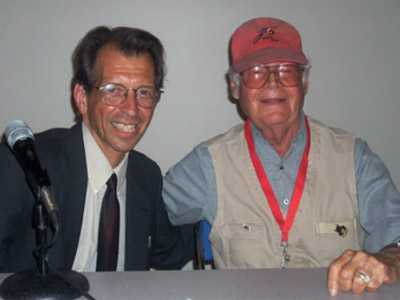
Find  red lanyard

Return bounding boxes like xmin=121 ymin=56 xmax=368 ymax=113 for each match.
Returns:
xmin=244 ymin=116 xmax=311 ymax=243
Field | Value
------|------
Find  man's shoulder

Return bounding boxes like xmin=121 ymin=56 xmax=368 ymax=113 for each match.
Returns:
xmin=127 ymin=149 xmax=163 ymax=196
xmin=35 ymin=127 xmax=69 ymax=143
xmin=34 ymin=123 xmax=81 ymax=155
xmin=128 ymin=149 xmax=161 ymax=175
xmin=35 ymin=123 xmax=80 ymax=142
xmin=307 ymin=115 xmax=355 ymax=138
xmin=206 ymin=123 xmax=245 ymax=147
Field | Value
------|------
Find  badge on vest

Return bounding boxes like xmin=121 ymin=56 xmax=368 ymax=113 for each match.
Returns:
xmin=242 ymin=223 xmax=252 ymax=232
xmin=334 ymin=225 xmax=349 ymax=237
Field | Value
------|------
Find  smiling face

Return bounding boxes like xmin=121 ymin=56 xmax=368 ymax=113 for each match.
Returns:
xmin=231 ymin=61 xmax=308 ymax=135
xmin=74 ymin=46 xmax=156 ymax=167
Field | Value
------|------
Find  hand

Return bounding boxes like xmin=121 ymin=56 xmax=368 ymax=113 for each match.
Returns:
xmin=327 ymin=248 xmax=400 ymax=295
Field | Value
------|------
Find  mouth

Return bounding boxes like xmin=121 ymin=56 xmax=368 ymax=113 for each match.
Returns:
xmin=111 ymin=122 xmax=137 ymax=133
xmin=260 ymin=98 xmax=286 ymax=104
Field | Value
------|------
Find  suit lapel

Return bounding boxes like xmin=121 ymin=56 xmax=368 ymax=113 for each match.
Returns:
xmin=124 ymin=153 xmax=153 ymax=270
xmin=48 ymin=122 xmax=88 ymax=268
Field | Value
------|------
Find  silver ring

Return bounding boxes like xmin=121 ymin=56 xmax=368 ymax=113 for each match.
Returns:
xmin=356 ymin=271 xmax=371 ymax=283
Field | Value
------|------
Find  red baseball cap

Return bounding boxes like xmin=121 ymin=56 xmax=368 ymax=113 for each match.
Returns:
xmin=231 ymin=17 xmax=308 ymax=72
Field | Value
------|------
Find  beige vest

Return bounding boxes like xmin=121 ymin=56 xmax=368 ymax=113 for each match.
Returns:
xmin=207 ymin=117 xmax=362 ymax=269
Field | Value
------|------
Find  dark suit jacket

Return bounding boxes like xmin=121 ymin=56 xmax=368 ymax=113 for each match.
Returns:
xmin=0 ymin=122 xmax=193 ymax=272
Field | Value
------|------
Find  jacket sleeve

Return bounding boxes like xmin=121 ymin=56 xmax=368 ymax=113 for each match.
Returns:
xmin=150 ymin=173 xmax=195 ymax=270
xmin=0 ymin=143 xmax=37 ymax=272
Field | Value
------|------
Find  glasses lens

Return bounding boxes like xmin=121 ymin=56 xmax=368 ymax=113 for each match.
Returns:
xmin=242 ymin=66 xmax=268 ymax=89
xmin=101 ymin=83 xmax=126 ymax=106
xmin=136 ymin=86 xmax=158 ymax=108
xmin=277 ymin=65 xmax=301 ymax=87
xmin=242 ymin=64 xmax=302 ymax=89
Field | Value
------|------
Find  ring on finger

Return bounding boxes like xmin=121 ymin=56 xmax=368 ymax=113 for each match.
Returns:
xmin=356 ymin=271 xmax=371 ymax=283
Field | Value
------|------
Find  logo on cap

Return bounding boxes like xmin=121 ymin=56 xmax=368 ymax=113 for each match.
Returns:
xmin=252 ymin=27 xmax=278 ymax=44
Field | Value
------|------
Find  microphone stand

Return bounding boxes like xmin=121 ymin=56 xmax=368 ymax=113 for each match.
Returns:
xmin=0 ymin=191 xmax=91 ymax=299
xmin=35 ymin=201 xmax=50 ymax=276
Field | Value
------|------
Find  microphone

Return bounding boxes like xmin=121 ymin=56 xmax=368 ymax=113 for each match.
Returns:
xmin=5 ymin=120 xmax=60 ymax=227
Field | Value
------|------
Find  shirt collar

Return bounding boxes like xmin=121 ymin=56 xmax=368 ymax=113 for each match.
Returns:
xmin=82 ymin=122 xmax=128 ymax=193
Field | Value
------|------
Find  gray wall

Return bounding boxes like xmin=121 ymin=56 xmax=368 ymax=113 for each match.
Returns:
xmin=1 ymin=0 xmax=400 ymax=191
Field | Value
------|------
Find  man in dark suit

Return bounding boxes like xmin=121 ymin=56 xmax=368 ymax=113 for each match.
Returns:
xmin=0 ymin=26 xmax=193 ymax=272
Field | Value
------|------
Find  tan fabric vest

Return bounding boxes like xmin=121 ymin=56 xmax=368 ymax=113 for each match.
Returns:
xmin=207 ymin=116 xmax=362 ymax=269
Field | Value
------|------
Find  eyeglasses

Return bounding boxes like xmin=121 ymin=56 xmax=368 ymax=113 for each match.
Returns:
xmin=241 ymin=64 xmax=304 ymax=89
xmin=93 ymin=83 xmax=163 ymax=108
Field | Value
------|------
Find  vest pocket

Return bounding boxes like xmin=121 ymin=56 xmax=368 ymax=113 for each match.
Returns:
xmin=316 ymin=218 xmax=357 ymax=236
xmin=314 ymin=218 xmax=360 ymax=265
xmin=219 ymin=222 xmax=265 ymax=268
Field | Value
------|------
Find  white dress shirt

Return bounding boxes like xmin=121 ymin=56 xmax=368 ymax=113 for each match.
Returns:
xmin=72 ymin=123 xmax=128 ymax=272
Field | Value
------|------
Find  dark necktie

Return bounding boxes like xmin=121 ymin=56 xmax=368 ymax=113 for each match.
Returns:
xmin=96 ymin=173 xmax=119 ymax=271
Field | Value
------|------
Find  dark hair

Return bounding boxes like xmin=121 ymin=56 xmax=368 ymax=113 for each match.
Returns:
xmin=72 ymin=26 xmax=165 ymax=94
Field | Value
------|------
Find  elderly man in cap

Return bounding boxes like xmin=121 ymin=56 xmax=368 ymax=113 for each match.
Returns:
xmin=163 ymin=17 xmax=400 ymax=295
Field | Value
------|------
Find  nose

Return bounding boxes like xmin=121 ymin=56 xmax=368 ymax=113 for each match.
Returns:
xmin=264 ymin=70 xmax=280 ymax=88
xmin=119 ymin=90 xmax=139 ymax=116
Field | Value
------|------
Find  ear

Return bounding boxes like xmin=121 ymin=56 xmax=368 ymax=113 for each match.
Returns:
xmin=303 ymin=78 xmax=309 ymax=96
xmin=229 ymin=74 xmax=240 ymax=100
xmin=73 ymin=83 xmax=88 ymax=115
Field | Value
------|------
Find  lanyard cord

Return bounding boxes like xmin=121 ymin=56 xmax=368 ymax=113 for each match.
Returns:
xmin=244 ymin=116 xmax=311 ymax=242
